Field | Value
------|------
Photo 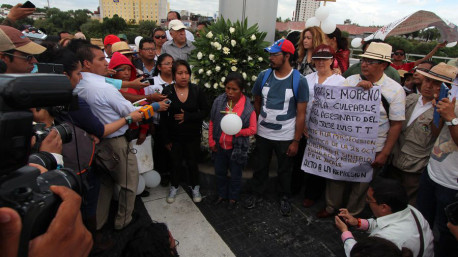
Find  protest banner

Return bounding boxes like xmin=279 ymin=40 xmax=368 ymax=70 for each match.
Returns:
xmin=301 ymin=85 xmax=380 ymax=182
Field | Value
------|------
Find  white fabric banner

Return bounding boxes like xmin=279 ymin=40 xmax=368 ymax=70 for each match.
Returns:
xmin=301 ymin=85 xmax=380 ymax=182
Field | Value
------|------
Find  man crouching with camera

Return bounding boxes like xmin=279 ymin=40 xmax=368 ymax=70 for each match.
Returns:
xmin=0 ymin=25 xmax=93 ymax=256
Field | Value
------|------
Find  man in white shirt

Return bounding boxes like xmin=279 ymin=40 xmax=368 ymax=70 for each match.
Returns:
xmin=388 ymin=63 xmax=448 ymax=206
xmin=165 ymin=11 xmax=194 ymax=42
xmin=74 ymin=44 xmax=144 ymax=230
xmin=416 ymin=63 xmax=458 ymax=256
xmin=335 ymin=177 xmax=434 ymax=257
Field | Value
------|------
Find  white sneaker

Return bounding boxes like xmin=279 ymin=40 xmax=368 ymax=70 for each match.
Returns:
xmin=192 ymin=185 xmax=202 ymax=203
xmin=167 ymin=186 xmax=178 ymax=203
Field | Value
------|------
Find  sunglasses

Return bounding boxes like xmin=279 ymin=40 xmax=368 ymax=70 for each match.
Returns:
xmin=393 ymin=52 xmax=405 ymax=56
xmin=154 ymin=35 xmax=167 ymax=39
xmin=2 ymin=52 xmax=35 ymax=62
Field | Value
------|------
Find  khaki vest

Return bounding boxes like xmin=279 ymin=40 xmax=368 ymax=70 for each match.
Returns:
xmin=391 ymin=94 xmax=436 ymax=173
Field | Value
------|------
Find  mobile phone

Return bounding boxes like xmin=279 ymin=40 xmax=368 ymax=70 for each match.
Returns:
xmin=165 ymin=99 xmax=172 ymax=104
xmin=36 ymin=63 xmax=64 ymax=74
xmin=21 ymin=1 xmax=36 ymax=8
xmin=114 ymin=67 xmax=125 ymax=72
xmin=433 ymin=83 xmax=450 ymax=127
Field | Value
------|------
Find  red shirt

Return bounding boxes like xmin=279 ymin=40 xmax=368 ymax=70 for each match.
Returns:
xmin=391 ymin=62 xmax=415 ymax=72
xmin=209 ymin=94 xmax=257 ymax=150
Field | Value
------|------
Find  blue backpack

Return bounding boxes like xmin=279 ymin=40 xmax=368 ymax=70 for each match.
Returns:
xmin=260 ymin=68 xmax=302 ymax=101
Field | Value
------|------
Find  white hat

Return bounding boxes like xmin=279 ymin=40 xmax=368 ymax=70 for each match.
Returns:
xmin=416 ymin=62 xmax=458 ymax=85
xmin=168 ymin=20 xmax=186 ymax=31
xmin=359 ymin=42 xmax=392 ymax=63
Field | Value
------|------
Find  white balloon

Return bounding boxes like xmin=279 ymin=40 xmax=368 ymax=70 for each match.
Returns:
xmin=446 ymin=41 xmax=457 ymax=48
xmin=351 ymin=38 xmax=363 ymax=48
xmin=136 ymin=175 xmax=145 ymax=195
xmin=315 ymin=6 xmax=330 ymax=22
xmin=305 ymin=17 xmax=320 ymax=28
xmin=320 ymin=18 xmax=336 ymax=34
xmin=220 ymin=113 xmax=242 ymax=136
xmin=134 ymin=36 xmax=143 ymax=49
xmin=142 ymin=170 xmax=161 ymax=188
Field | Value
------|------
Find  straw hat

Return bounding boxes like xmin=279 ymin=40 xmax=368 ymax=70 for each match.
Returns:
xmin=359 ymin=42 xmax=392 ymax=63
xmin=112 ymin=41 xmax=134 ymax=55
xmin=90 ymin=38 xmax=104 ymax=49
xmin=398 ymin=69 xmax=412 ymax=78
xmin=416 ymin=62 xmax=458 ymax=85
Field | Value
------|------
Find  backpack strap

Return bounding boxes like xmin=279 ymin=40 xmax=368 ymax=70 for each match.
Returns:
xmin=260 ymin=68 xmax=301 ymax=101
xmin=381 ymin=94 xmax=390 ymax=118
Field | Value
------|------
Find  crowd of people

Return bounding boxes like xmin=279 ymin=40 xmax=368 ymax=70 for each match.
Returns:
xmin=0 ymin=3 xmax=457 ymax=257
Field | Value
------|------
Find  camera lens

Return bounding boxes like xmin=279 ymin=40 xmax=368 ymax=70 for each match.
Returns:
xmin=28 ymin=151 xmax=57 ymax=170
xmin=54 ymin=123 xmax=73 ymax=144
xmin=36 ymin=168 xmax=81 ymax=195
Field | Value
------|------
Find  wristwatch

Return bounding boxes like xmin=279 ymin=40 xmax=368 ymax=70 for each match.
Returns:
xmin=445 ymin=118 xmax=458 ymax=126
xmin=124 ymin=115 xmax=133 ymax=125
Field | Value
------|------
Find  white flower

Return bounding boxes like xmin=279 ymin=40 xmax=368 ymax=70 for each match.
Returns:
xmin=223 ymin=47 xmax=230 ymax=55
xmin=248 ymin=56 xmax=253 ymax=61
xmin=221 ymin=77 xmax=225 ymax=82
xmin=204 ymin=83 xmax=211 ymax=88
xmin=229 ymin=27 xmax=235 ymax=34
xmin=231 ymin=40 xmax=236 ymax=47
xmin=210 ymin=42 xmax=215 ymax=47
xmin=197 ymin=52 xmax=203 ymax=60
xmin=215 ymin=43 xmax=222 ymax=50
xmin=213 ymin=83 xmax=218 ymax=89
xmin=215 ymin=66 xmax=221 ymax=72
xmin=198 ymin=69 xmax=204 ymax=74
xmin=252 ymin=75 xmax=257 ymax=81
xmin=220 ymin=83 xmax=225 ymax=88
xmin=229 ymin=59 xmax=237 ymax=65
xmin=231 ymin=66 xmax=237 ymax=72
xmin=250 ymin=34 xmax=256 ymax=41
xmin=206 ymin=31 xmax=213 ymax=38
xmin=258 ymin=57 xmax=263 ymax=62
xmin=206 ymin=70 xmax=212 ymax=76
xmin=209 ymin=54 xmax=215 ymax=61
xmin=242 ymin=72 xmax=247 ymax=79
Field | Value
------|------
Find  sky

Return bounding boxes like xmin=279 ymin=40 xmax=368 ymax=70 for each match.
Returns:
xmin=2 ymin=0 xmax=457 ymax=26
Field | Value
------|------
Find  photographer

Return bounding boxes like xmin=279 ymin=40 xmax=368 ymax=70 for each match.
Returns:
xmin=0 ymin=186 xmax=93 ymax=257
xmin=0 ymin=25 xmax=64 ymax=167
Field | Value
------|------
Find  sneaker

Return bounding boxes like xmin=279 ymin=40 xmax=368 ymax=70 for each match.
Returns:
xmin=167 ymin=186 xmax=178 ymax=203
xmin=192 ymin=185 xmax=202 ymax=203
xmin=243 ymin=194 xmax=263 ymax=209
xmin=280 ymin=197 xmax=291 ymax=216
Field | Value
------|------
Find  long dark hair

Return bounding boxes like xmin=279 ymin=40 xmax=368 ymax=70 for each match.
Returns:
xmin=326 ymin=28 xmax=348 ymax=51
xmin=152 ymin=53 xmax=173 ymax=77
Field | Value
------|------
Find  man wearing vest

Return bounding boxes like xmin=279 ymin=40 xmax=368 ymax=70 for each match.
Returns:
xmin=319 ymin=42 xmax=406 ymax=218
xmin=243 ymin=39 xmax=309 ymax=216
xmin=388 ymin=63 xmax=456 ymax=207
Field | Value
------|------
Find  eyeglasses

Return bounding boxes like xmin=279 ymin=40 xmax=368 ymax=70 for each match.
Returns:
xmin=160 ymin=62 xmax=172 ymax=66
xmin=269 ymin=52 xmax=283 ymax=57
xmin=361 ymin=58 xmax=383 ymax=65
xmin=2 ymin=52 xmax=35 ymax=62
xmin=154 ymin=35 xmax=167 ymax=39
xmin=141 ymin=48 xmax=156 ymax=52
xmin=393 ymin=52 xmax=405 ymax=56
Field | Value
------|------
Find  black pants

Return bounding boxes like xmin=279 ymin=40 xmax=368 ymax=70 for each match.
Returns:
xmin=153 ymin=124 xmax=172 ymax=176
xmin=291 ymin=137 xmax=325 ymax=200
xmin=170 ymin=137 xmax=200 ymax=188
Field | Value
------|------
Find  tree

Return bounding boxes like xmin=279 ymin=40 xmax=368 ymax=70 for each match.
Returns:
xmin=81 ymin=19 xmax=104 ymax=38
xmin=1 ymin=4 xmax=13 ymax=8
xmin=102 ymin=15 xmax=127 ymax=34
xmin=137 ymin=20 xmax=157 ymax=37
xmin=276 ymin=17 xmax=282 ymax=22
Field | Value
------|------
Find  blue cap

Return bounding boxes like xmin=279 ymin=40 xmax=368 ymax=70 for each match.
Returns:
xmin=264 ymin=38 xmax=295 ymax=55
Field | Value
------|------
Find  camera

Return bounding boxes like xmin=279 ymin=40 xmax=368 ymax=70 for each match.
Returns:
xmin=34 ymin=122 xmax=73 ymax=144
xmin=0 ymin=74 xmax=80 ymax=257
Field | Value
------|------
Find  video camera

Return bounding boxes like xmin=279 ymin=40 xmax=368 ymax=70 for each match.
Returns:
xmin=0 ymin=74 xmax=81 ymax=257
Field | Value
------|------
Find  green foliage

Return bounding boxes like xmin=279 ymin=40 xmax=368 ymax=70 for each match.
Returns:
xmin=188 ymin=17 xmax=269 ymax=101
xmin=102 ymin=15 xmax=127 ymax=34
xmin=385 ymin=36 xmax=458 ymax=59
xmin=80 ymin=19 xmax=104 ymax=39
xmin=1 ymin=4 xmax=13 ymax=8
xmin=275 ymin=29 xmax=288 ymax=41
xmin=137 ymin=20 xmax=157 ymax=38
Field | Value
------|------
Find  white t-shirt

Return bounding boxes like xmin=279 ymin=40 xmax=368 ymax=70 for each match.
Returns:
xmin=305 ymin=72 xmax=345 ymax=126
xmin=344 ymin=74 xmax=406 ymax=152
xmin=427 ymin=101 xmax=458 ymax=190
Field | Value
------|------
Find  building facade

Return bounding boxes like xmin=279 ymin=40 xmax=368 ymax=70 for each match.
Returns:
xmin=293 ymin=0 xmax=320 ymax=22
xmin=99 ymin=0 xmax=169 ymax=24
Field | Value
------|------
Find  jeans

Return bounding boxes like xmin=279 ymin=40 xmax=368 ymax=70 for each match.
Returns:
xmin=250 ymin=135 xmax=293 ymax=197
xmin=417 ymin=170 xmax=458 ymax=257
xmin=214 ymin=148 xmax=243 ymax=200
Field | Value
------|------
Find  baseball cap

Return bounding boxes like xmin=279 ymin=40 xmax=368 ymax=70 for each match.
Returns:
xmin=0 ymin=25 xmax=46 ymax=54
xmin=312 ymin=44 xmax=335 ymax=59
xmin=264 ymin=39 xmax=295 ymax=55
xmin=104 ymin=34 xmax=120 ymax=46
xmin=168 ymin=20 xmax=186 ymax=31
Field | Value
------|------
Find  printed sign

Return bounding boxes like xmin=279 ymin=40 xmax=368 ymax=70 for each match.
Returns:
xmin=301 ymin=85 xmax=380 ymax=182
